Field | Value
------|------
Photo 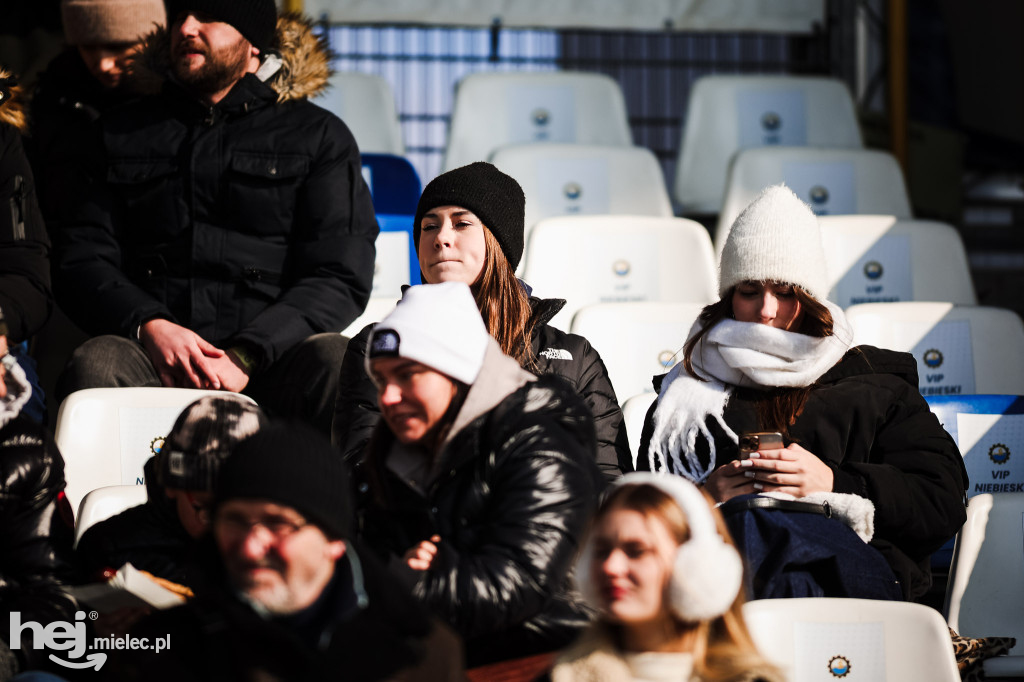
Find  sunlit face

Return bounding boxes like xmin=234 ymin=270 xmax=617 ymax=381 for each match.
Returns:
xmin=214 ymin=499 xmax=344 ymax=615
xmin=731 ymin=280 xmax=805 ymax=330
xmin=370 ymin=357 xmax=457 ymax=445
xmin=169 ymin=11 xmax=255 ymax=97
xmin=417 ymin=205 xmax=488 ymax=285
xmin=589 ymin=508 xmax=680 ymax=628
xmin=166 ymin=488 xmax=213 ymax=539
xmin=78 ymin=43 xmax=140 ymax=89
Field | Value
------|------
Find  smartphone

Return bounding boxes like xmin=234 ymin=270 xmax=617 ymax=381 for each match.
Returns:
xmin=738 ymin=432 xmax=784 ymax=459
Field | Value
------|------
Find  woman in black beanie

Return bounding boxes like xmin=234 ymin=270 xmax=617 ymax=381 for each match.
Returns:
xmin=333 ymin=162 xmax=630 ymax=481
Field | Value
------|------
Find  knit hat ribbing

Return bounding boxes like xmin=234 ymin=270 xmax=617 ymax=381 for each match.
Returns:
xmin=156 ymin=395 xmax=267 ymax=492
xmin=366 ymin=282 xmax=489 ymax=386
xmin=718 ymin=184 xmax=829 ymax=301
xmin=62 ymin=0 xmax=166 ymax=45
xmin=414 ymin=162 xmax=526 ymax=271
xmin=165 ymin=0 xmax=278 ymax=52
xmin=215 ymin=422 xmax=353 ymax=539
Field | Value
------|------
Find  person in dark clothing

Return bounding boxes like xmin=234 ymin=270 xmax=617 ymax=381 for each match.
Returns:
xmin=637 ymin=184 xmax=968 ymax=600
xmin=1 ymin=69 xmax=53 ymax=424
xmin=0 ymin=325 xmax=76 ymax=679
xmin=29 ymin=0 xmax=166 ymax=223
xmin=358 ymin=282 xmax=601 ymax=668
xmin=51 ymin=0 xmax=378 ymax=434
xmin=75 ymin=394 xmax=267 ymax=589
xmin=104 ymin=422 xmax=464 ymax=682
xmin=334 ymin=161 xmax=628 ymax=480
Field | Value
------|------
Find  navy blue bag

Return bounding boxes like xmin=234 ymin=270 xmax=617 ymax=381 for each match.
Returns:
xmin=720 ymin=494 xmax=903 ymax=601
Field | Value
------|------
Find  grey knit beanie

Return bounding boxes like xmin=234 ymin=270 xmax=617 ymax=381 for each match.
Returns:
xmin=156 ymin=395 xmax=267 ymax=492
xmin=414 ymin=162 xmax=526 ymax=271
xmin=718 ymin=184 xmax=829 ymax=301
xmin=62 ymin=0 xmax=166 ymax=45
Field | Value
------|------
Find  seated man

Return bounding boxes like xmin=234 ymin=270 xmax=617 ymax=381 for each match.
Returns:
xmin=75 ymin=394 xmax=266 ymax=590
xmin=106 ymin=422 xmax=464 ymax=681
xmin=52 ymin=0 xmax=378 ymax=434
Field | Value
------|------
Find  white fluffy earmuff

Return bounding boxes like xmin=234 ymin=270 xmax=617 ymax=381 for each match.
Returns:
xmin=574 ymin=472 xmax=744 ymax=622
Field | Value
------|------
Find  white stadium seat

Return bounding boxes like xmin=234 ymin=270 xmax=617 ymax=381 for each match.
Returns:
xmin=74 ymin=485 xmax=149 ymax=547
xmin=620 ymin=392 xmax=657 ymax=470
xmin=314 ymin=71 xmax=405 ymax=155
xmin=675 ymin=75 xmax=862 ymax=214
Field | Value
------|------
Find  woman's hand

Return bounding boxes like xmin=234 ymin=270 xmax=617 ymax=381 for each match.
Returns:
xmin=704 ymin=443 xmax=833 ymax=502
xmin=403 ymin=535 xmax=441 ymax=571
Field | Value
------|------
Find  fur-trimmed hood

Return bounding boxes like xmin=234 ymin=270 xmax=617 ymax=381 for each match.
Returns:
xmin=128 ymin=13 xmax=332 ymax=102
xmin=0 ymin=68 xmax=27 ymax=132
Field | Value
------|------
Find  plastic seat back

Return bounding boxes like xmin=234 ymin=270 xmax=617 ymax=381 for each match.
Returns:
xmin=314 ymin=71 xmax=404 ymax=155
xmin=490 ymin=143 xmax=673 ymax=246
xmin=361 ymin=154 xmax=421 ymax=306
xmin=74 ymin=484 xmax=149 ymax=546
xmin=522 ymin=215 xmax=717 ymax=330
xmin=621 ymin=392 xmax=657 ymax=471
xmin=743 ymin=597 xmax=961 ymax=681
xmin=54 ymin=388 xmax=256 ymax=511
xmin=820 ymin=216 xmax=976 ymax=308
xmin=715 ymin=147 xmax=911 ymax=255
xmin=569 ymin=301 xmax=705 ymax=405
xmin=675 ymin=75 xmax=862 ymax=214
xmin=846 ymin=302 xmax=1024 ymax=396
xmin=443 ymin=71 xmax=632 ymax=171
xmin=945 ymin=493 xmax=1024 ymax=676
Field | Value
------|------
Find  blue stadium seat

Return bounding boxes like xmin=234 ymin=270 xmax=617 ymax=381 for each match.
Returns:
xmin=362 ymin=153 xmax=422 ymax=294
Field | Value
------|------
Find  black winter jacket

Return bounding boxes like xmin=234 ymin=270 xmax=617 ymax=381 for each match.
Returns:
xmin=334 ymin=296 xmax=629 ymax=480
xmin=0 ymin=73 xmax=52 ymax=343
xmin=638 ymin=345 xmax=968 ymax=599
xmin=358 ymin=352 xmax=602 ymax=667
xmin=103 ymin=543 xmax=464 ymax=682
xmin=74 ymin=459 xmax=193 ymax=587
xmin=51 ymin=18 xmax=378 ymax=371
xmin=0 ymin=415 xmax=76 ymax=673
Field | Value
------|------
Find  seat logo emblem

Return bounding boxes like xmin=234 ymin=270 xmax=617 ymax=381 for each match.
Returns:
xmin=150 ymin=436 xmax=165 ymax=456
xmin=613 ymin=259 xmax=631 ymax=277
xmin=809 ymin=185 xmax=830 ymax=204
xmin=761 ymin=111 xmax=781 ymax=131
xmin=657 ymin=350 xmax=675 ymax=368
xmin=989 ymin=443 xmax=1010 ymax=465
xmin=532 ymin=108 xmax=550 ymax=126
xmin=863 ymin=261 xmax=883 ymax=280
xmin=564 ymin=182 xmax=582 ymax=200
xmin=923 ymin=348 xmax=943 ymax=369
xmin=827 ymin=655 xmax=851 ymax=678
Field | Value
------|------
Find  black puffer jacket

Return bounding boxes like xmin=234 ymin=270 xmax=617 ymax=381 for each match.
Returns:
xmin=74 ymin=459 xmax=193 ymax=587
xmin=638 ymin=345 xmax=968 ymax=600
xmin=50 ymin=17 xmax=378 ymax=371
xmin=0 ymin=71 xmax=52 ymax=343
xmin=358 ymin=349 xmax=602 ymax=667
xmin=0 ymin=415 xmax=76 ymax=673
xmin=334 ymin=296 xmax=629 ymax=480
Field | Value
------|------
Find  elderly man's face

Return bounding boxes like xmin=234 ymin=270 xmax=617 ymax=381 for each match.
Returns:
xmin=214 ymin=499 xmax=344 ymax=615
xmin=169 ymin=10 xmax=255 ymax=99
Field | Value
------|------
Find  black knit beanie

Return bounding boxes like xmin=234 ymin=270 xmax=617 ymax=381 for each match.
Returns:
xmin=414 ymin=162 xmax=526 ymax=271
xmin=214 ymin=422 xmax=353 ymax=540
xmin=156 ymin=395 xmax=267 ymax=492
xmin=166 ymin=0 xmax=277 ymax=52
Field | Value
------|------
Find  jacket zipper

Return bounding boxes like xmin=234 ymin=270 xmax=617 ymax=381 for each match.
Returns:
xmin=8 ymin=174 xmax=25 ymax=241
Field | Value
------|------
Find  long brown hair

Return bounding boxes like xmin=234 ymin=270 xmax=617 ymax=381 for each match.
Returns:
xmin=594 ymin=483 xmax=777 ymax=682
xmin=682 ymin=282 xmax=834 ymax=437
xmin=472 ymin=228 xmax=536 ymax=369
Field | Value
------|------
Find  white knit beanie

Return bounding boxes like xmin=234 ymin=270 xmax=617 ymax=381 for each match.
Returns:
xmin=718 ymin=184 xmax=829 ymax=301
xmin=365 ymin=282 xmax=489 ymax=386
xmin=62 ymin=0 xmax=166 ymax=45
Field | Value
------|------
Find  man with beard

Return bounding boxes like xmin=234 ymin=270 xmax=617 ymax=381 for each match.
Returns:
xmin=103 ymin=422 xmax=464 ymax=681
xmin=51 ymin=0 xmax=378 ymax=434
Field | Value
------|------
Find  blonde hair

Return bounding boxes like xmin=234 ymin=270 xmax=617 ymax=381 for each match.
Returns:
xmin=596 ymin=484 xmax=777 ymax=682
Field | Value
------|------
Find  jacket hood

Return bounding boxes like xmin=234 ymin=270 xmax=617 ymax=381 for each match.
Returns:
xmin=0 ymin=68 xmax=27 ymax=132
xmin=128 ymin=12 xmax=331 ymax=102
xmin=820 ymin=345 xmax=920 ymax=388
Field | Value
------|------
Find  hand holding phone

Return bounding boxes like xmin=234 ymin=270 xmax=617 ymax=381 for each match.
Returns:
xmin=738 ymin=432 xmax=784 ymax=459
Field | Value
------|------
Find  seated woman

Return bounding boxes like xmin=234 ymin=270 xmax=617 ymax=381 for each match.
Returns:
xmin=638 ymin=184 xmax=968 ymax=600
xmin=334 ymin=161 xmax=629 ymax=480
xmin=549 ymin=472 xmax=781 ymax=682
xmin=357 ymin=281 xmax=602 ymax=667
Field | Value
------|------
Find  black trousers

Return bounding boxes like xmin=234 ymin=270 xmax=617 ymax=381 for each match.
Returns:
xmin=56 ymin=333 xmax=348 ymax=436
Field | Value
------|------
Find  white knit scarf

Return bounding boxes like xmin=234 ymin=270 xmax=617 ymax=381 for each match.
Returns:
xmin=648 ymin=301 xmax=854 ymax=480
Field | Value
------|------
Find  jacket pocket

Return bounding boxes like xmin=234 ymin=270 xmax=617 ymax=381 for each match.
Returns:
xmin=227 ymin=152 xmax=310 ymax=235
xmin=107 ymin=158 xmax=183 ymax=239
